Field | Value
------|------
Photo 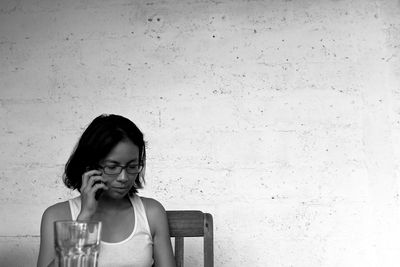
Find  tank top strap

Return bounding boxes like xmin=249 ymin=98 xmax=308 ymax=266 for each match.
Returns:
xmin=68 ymin=196 xmax=81 ymax=220
xmin=130 ymin=194 xmax=152 ymax=236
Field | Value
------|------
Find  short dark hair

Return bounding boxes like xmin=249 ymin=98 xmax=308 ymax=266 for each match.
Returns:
xmin=63 ymin=114 xmax=146 ymax=194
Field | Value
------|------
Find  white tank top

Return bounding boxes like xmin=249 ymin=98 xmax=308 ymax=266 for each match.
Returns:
xmin=68 ymin=194 xmax=154 ymax=267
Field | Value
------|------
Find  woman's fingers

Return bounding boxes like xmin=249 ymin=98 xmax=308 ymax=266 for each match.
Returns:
xmin=81 ymin=170 xmax=103 ymax=192
xmin=88 ymin=176 xmax=106 ymax=188
xmin=90 ymin=182 xmax=109 ymax=193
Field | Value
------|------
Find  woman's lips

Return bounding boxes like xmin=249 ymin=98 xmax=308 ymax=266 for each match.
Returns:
xmin=112 ymin=186 xmax=128 ymax=191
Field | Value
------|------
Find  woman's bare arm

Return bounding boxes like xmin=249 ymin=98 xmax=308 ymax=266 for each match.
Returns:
xmin=142 ymin=198 xmax=176 ymax=267
xmin=37 ymin=202 xmax=70 ymax=267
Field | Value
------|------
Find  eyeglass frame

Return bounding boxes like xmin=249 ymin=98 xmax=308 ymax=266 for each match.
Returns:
xmin=95 ymin=163 xmax=144 ymax=175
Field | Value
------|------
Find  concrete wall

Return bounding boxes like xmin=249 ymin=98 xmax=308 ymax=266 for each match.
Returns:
xmin=1 ymin=0 xmax=400 ymax=266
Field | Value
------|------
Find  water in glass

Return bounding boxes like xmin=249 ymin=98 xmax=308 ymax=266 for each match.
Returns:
xmin=54 ymin=221 xmax=102 ymax=267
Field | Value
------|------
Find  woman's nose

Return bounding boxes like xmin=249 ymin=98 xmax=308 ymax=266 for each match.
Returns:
xmin=116 ymin=169 xmax=128 ymax=182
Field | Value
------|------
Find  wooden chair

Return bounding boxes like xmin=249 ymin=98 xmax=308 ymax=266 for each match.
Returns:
xmin=166 ymin=210 xmax=214 ymax=267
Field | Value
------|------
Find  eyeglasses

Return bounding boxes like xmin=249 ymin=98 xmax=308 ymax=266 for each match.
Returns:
xmin=98 ymin=164 xmax=143 ymax=175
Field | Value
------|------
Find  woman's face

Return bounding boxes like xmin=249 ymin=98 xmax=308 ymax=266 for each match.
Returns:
xmin=98 ymin=139 xmax=140 ymax=199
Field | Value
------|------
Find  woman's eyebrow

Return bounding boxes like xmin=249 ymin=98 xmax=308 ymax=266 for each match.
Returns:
xmin=102 ymin=160 xmax=119 ymax=164
xmin=103 ymin=159 xmax=139 ymax=164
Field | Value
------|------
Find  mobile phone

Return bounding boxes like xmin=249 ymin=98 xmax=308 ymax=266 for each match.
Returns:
xmin=94 ymin=181 xmax=105 ymax=200
xmin=86 ymin=165 xmax=104 ymax=200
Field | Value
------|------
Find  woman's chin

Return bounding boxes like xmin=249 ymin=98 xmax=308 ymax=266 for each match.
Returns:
xmin=102 ymin=189 xmax=129 ymax=199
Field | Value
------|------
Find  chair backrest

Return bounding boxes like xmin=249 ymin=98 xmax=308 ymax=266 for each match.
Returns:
xmin=166 ymin=210 xmax=213 ymax=267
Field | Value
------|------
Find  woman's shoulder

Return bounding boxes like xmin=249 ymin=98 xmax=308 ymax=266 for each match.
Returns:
xmin=139 ymin=196 xmax=168 ymax=236
xmin=139 ymin=196 xmax=166 ymax=215
xmin=42 ymin=201 xmax=71 ymax=221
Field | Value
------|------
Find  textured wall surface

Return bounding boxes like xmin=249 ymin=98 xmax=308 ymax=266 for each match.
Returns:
xmin=1 ymin=0 xmax=400 ymax=266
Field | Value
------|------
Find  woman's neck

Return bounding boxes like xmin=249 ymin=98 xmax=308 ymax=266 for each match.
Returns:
xmin=96 ymin=194 xmax=132 ymax=212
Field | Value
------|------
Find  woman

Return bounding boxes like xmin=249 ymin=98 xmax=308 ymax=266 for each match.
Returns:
xmin=37 ymin=114 xmax=176 ymax=267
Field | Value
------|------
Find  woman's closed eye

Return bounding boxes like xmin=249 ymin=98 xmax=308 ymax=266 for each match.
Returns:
xmin=127 ymin=164 xmax=139 ymax=170
xmin=105 ymin=165 xmax=119 ymax=170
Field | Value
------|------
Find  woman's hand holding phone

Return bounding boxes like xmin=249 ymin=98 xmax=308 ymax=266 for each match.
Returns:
xmin=77 ymin=169 xmax=108 ymax=221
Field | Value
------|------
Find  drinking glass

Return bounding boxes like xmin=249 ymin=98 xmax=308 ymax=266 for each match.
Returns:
xmin=54 ymin=221 xmax=102 ymax=267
